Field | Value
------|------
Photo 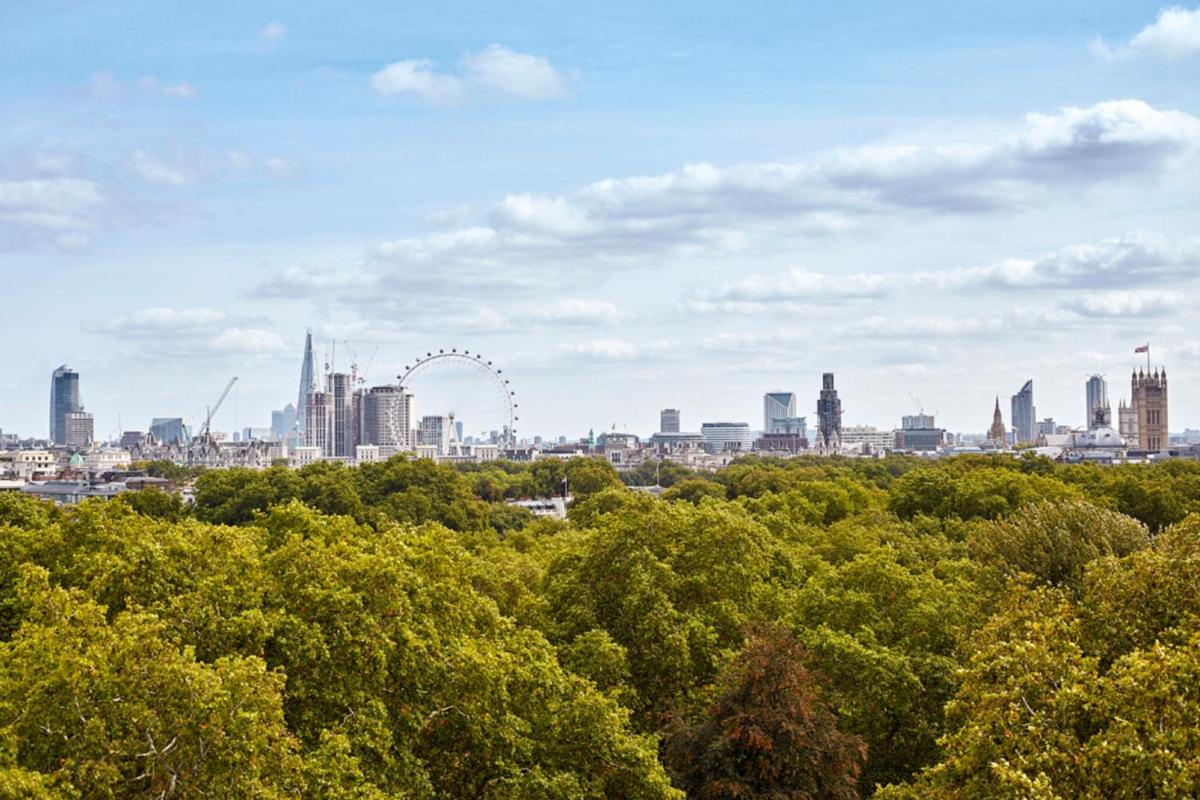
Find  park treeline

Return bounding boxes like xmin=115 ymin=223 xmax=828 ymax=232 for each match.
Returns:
xmin=1 ymin=453 xmax=1200 ymax=798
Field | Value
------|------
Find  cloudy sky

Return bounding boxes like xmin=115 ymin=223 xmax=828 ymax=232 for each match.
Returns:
xmin=2 ymin=1 xmax=1199 ymax=440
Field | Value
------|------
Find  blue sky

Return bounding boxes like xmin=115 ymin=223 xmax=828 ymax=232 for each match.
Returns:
xmin=2 ymin=1 xmax=1198 ymax=439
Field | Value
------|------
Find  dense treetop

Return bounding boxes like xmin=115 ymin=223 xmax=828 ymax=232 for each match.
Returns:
xmin=2 ymin=453 xmax=1200 ymax=797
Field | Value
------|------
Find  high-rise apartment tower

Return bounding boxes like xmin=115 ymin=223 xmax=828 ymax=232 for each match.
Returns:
xmin=816 ymin=373 xmax=842 ymax=451
xmin=1011 ymin=380 xmax=1036 ymax=444
xmin=49 ymin=365 xmax=82 ymax=445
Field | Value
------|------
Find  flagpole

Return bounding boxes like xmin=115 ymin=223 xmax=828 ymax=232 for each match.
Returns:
xmin=1146 ymin=344 xmax=1151 ymax=373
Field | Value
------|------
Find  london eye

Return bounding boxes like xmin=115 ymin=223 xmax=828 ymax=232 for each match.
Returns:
xmin=396 ymin=349 xmax=517 ymax=448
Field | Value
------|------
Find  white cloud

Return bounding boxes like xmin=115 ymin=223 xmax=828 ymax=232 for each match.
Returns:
xmin=463 ymin=44 xmax=567 ymax=100
xmin=371 ymin=46 xmax=568 ymax=105
xmin=127 ymin=150 xmax=199 ymax=186
xmin=260 ymin=21 xmax=287 ymax=41
xmin=694 ymin=268 xmax=889 ymax=312
xmin=264 ymin=156 xmax=302 ymax=177
xmin=102 ymin=307 xmax=229 ymax=334
xmin=97 ymin=308 xmax=285 ymax=358
xmin=701 ymin=331 xmax=811 ymax=353
xmin=256 ymin=265 xmax=381 ymax=297
xmin=162 ymin=81 xmax=198 ymax=99
xmin=1093 ymin=5 xmax=1200 ymax=60
xmin=530 ymin=299 xmax=622 ymax=323
xmin=208 ymin=327 xmax=285 ymax=353
xmin=927 ymin=232 xmax=1200 ymax=290
xmin=137 ymin=76 xmax=199 ymax=98
xmin=370 ymin=60 xmax=464 ymax=105
xmin=361 ymin=100 xmax=1199 ymax=270
xmin=0 ymin=177 xmax=105 ymax=249
xmin=225 ymin=150 xmax=303 ymax=178
xmin=227 ymin=149 xmax=256 ymax=170
xmin=82 ymin=71 xmax=124 ymax=99
xmin=557 ymin=338 xmax=677 ymax=362
xmin=1060 ymin=289 xmax=1184 ymax=318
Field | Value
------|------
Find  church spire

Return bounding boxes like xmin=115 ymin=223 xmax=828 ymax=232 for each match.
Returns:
xmin=988 ymin=396 xmax=1006 ymax=443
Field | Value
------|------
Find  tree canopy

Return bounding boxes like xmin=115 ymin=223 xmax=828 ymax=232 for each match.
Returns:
xmin=2 ymin=453 xmax=1200 ymax=797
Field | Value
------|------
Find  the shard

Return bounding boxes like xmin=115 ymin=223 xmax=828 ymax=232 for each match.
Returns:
xmin=296 ymin=329 xmax=315 ymax=440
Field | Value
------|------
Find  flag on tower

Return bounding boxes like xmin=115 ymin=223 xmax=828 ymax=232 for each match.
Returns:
xmin=1134 ymin=343 xmax=1149 ymax=353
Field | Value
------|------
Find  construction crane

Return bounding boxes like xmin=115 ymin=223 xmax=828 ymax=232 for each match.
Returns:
xmin=906 ymin=393 xmax=938 ymax=423
xmin=197 ymin=376 xmax=238 ymax=443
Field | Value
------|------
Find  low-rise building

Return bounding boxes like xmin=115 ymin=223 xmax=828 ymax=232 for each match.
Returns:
xmin=0 ymin=450 xmax=58 ymax=480
xmin=83 ymin=448 xmax=132 ymax=473
xmin=841 ymin=425 xmax=895 ymax=452
xmin=700 ymin=422 xmax=752 ymax=454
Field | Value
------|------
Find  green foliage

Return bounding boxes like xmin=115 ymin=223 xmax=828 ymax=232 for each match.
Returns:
xmin=113 ymin=488 xmax=187 ymax=521
xmin=545 ymin=491 xmax=777 ymax=726
xmin=0 ymin=566 xmax=302 ymax=798
xmin=661 ymin=478 xmax=727 ymax=505
xmin=0 ymin=455 xmax=1195 ymax=797
xmin=889 ymin=465 xmax=1082 ymax=522
xmin=968 ymin=501 xmax=1149 ymax=594
xmin=883 ymin=513 xmax=1200 ymax=799
xmin=620 ymin=459 xmax=698 ymax=488
xmin=664 ymin=627 xmax=866 ymax=800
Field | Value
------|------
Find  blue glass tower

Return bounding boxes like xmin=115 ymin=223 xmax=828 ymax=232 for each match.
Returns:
xmin=49 ymin=365 xmax=81 ymax=444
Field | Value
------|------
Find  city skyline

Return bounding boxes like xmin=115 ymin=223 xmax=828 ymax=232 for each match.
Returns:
xmin=2 ymin=2 xmax=1199 ymax=436
xmin=2 ymin=337 xmax=1194 ymax=444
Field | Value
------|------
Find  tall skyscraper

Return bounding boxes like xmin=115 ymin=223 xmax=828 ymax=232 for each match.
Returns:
xmin=1086 ymin=375 xmax=1109 ymax=430
xmin=306 ymin=390 xmax=332 ymax=455
xmin=49 ymin=365 xmax=82 ymax=444
xmin=1131 ymin=368 xmax=1168 ymax=451
xmin=361 ymin=385 xmax=413 ymax=451
xmin=1010 ymin=379 xmax=1036 ymax=444
xmin=816 ymin=372 xmax=842 ymax=451
xmin=296 ymin=329 xmax=315 ymax=440
xmin=763 ymin=391 xmax=798 ymax=434
xmin=306 ymin=371 xmax=358 ymax=458
xmin=660 ymin=408 xmax=680 ymax=433
xmin=329 ymin=372 xmax=355 ymax=458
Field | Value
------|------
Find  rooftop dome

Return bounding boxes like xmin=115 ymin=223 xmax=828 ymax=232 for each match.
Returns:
xmin=1074 ymin=426 xmax=1125 ymax=449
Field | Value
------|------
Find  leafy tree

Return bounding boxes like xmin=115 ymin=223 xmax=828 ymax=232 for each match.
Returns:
xmin=790 ymin=545 xmax=982 ymax=789
xmin=875 ymin=586 xmax=1096 ymax=800
xmin=114 ymin=487 xmax=187 ymax=521
xmin=356 ymin=456 xmax=491 ymax=531
xmin=192 ymin=466 xmax=302 ymax=525
xmin=546 ymin=490 xmax=776 ymax=727
xmin=882 ymin=514 xmax=1200 ymax=799
xmin=564 ymin=457 xmax=625 ymax=502
xmin=662 ymin=479 xmax=727 ymax=505
xmin=968 ymin=501 xmax=1149 ymax=594
xmin=0 ymin=566 xmax=303 ymax=798
xmin=664 ymin=627 xmax=865 ymax=800
xmin=620 ymin=459 xmax=697 ymax=488
xmin=257 ymin=502 xmax=679 ymax=798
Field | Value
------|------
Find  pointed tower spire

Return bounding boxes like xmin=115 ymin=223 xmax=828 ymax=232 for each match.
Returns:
xmin=296 ymin=328 xmax=315 ymax=437
xmin=988 ymin=396 xmax=1006 ymax=443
